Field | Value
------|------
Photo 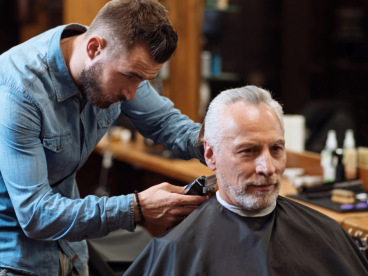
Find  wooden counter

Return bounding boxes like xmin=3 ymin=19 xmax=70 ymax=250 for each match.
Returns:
xmin=279 ymin=178 xmax=368 ymax=234
xmin=95 ymin=136 xmax=212 ymax=183
xmin=95 ymin=137 xmax=368 ymax=236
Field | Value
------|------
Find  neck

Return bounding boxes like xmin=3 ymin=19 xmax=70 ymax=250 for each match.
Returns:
xmin=60 ymin=34 xmax=85 ymax=86
xmin=216 ymin=191 xmax=276 ymax=217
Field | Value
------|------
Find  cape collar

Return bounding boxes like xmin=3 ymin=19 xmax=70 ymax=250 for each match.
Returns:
xmin=216 ymin=191 xmax=276 ymax=217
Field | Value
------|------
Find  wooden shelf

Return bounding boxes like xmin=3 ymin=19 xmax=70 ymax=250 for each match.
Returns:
xmin=95 ymin=136 xmax=212 ymax=184
xmin=204 ymin=4 xmax=241 ymax=13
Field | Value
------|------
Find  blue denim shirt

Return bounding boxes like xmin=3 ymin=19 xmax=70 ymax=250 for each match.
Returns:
xmin=0 ymin=24 xmax=202 ymax=275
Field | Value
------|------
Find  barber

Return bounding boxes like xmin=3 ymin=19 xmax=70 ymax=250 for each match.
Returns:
xmin=0 ymin=0 xmax=207 ymax=275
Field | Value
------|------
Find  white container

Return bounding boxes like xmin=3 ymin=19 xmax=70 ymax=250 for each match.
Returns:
xmin=321 ymin=130 xmax=337 ymax=182
xmin=283 ymin=115 xmax=305 ymax=153
xmin=201 ymin=51 xmax=212 ymax=78
xmin=343 ymin=129 xmax=358 ymax=180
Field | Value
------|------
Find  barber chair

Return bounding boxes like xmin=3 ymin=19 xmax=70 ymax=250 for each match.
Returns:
xmin=88 ymin=226 xmax=152 ymax=275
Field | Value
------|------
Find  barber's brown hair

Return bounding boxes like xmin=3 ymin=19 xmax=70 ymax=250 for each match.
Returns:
xmin=87 ymin=0 xmax=178 ymax=63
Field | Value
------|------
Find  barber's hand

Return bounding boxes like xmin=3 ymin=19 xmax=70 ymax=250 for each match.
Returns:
xmin=194 ymin=121 xmax=206 ymax=164
xmin=134 ymin=182 xmax=208 ymax=227
xmin=197 ymin=120 xmax=205 ymax=144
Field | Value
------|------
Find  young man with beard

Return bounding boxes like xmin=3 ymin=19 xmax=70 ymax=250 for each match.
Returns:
xmin=124 ymin=85 xmax=368 ymax=276
xmin=0 ymin=0 xmax=207 ymax=275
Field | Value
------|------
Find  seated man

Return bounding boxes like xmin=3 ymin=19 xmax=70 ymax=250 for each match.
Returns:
xmin=124 ymin=85 xmax=368 ymax=276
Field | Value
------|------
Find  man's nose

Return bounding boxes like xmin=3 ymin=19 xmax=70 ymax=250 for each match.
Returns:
xmin=255 ymin=151 xmax=276 ymax=176
xmin=124 ymin=82 xmax=140 ymax=100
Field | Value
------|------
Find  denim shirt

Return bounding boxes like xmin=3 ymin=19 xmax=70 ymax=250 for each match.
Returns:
xmin=0 ymin=24 xmax=202 ymax=275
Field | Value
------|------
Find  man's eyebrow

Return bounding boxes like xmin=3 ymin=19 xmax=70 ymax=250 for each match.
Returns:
xmin=128 ymin=72 xmax=157 ymax=81
xmin=234 ymin=142 xmax=258 ymax=151
xmin=272 ymin=139 xmax=285 ymax=146
xmin=234 ymin=139 xmax=285 ymax=150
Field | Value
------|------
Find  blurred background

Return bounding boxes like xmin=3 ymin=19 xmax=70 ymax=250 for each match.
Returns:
xmin=1 ymin=0 xmax=368 ymax=153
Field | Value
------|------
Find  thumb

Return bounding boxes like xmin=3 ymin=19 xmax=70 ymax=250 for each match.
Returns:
xmin=167 ymin=184 xmax=186 ymax=194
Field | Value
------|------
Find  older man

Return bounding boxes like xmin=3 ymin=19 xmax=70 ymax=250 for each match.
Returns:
xmin=124 ymin=85 xmax=368 ymax=276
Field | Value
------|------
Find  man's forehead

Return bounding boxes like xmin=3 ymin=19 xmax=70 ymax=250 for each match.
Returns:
xmin=222 ymin=102 xmax=282 ymax=128
xmin=114 ymin=49 xmax=163 ymax=80
xmin=219 ymin=102 xmax=284 ymax=141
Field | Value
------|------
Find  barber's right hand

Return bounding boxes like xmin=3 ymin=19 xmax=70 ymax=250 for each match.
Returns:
xmin=134 ymin=182 xmax=208 ymax=227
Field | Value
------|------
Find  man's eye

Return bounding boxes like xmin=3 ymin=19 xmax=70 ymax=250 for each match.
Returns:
xmin=240 ymin=148 xmax=256 ymax=155
xmin=272 ymin=146 xmax=284 ymax=153
xmin=122 ymin=73 xmax=134 ymax=80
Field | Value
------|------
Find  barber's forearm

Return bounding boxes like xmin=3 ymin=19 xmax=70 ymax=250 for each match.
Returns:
xmin=121 ymin=81 xmax=203 ymax=161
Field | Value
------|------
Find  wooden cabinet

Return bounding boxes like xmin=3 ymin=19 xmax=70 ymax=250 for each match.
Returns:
xmin=63 ymin=0 xmax=203 ymax=122
xmin=63 ymin=0 xmax=106 ymax=25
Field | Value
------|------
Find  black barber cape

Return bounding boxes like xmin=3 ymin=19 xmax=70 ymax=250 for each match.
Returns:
xmin=124 ymin=196 xmax=368 ymax=276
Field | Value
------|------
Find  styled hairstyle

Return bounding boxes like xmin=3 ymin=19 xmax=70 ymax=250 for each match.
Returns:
xmin=204 ymin=85 xmax=284 ymax=151
xmin=86 ymin=0 xmax=178 ymax=63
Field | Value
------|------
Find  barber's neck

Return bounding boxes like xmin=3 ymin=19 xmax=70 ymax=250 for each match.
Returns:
xmin=60 ymin=33 xmax=86 ymax=87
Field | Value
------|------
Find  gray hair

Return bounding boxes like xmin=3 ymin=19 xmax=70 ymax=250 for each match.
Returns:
xmin=204 ymin=85 xmax=284 ymax=151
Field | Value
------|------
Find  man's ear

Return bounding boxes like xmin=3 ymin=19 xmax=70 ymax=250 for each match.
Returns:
xmin=86 ymin=36 xmax=105 ymax=60
xmin=204 ymin=139 xmax=217 ymax=171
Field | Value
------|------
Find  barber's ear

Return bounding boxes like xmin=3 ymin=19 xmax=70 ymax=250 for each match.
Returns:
xmin=86 ymin=36 xmax=105 ymax=60
xmin=204 ymin=140 xmax=217 ymax=171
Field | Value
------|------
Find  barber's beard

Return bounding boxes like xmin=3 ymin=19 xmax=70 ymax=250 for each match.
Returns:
xmin=218 ymin=167 xmax=280 ymax=211
xmin=80 ymin=61 xmax=113 ymax=109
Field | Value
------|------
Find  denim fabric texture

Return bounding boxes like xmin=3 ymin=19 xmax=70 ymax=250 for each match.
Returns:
xmin=0 ymin=269 xmax=26 ymax=276
xmin=0 ymin=24 xmax=201 ymax=275
xmin=58 ymin=251 xmax=88 ymax=276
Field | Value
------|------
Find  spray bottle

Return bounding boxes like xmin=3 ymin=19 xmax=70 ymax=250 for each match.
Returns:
xmin=321 ymin=130 xmax=337 ymax=183
xmin=343 ymin=129 xmax=358 ymax=180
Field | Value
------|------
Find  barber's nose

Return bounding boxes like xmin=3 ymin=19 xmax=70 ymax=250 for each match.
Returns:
xmin=124 ymin=83 xmax=139 ymax=101
xmin=255 ymin=151 xmax=276 ymax=176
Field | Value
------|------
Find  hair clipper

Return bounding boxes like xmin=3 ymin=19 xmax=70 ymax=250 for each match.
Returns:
xmin=183 ymin=174 xmax=217 ymax=196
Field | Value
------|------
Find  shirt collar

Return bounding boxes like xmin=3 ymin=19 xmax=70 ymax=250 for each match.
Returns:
xmin=216 ymin=191 xmax=276 ymax=217
xmin=48 ymin=24 xmax=87 ymax=102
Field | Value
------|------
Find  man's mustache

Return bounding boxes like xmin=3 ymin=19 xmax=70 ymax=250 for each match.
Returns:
xmin=246 ymin=176 xmax=279 ymax=187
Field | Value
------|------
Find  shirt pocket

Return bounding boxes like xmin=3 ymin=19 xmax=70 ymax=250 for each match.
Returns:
xmin=43 ymin=132 xmax=72 ymax=152
xmin=42 ymin=132 xmax=73 ymax=179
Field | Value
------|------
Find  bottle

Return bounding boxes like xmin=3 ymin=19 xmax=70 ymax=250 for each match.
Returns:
xmin=321 ymin=130 xmax=337 ymax=183
xmin=211 ymin=53 xmax=222 ymax=77
xmin=201 ymin=51 xmax=212 ymax=79
xmin=334 ymin=148 xmax=345 ymax=182
xmin=343 ymin=129 xmax=358 ymax=180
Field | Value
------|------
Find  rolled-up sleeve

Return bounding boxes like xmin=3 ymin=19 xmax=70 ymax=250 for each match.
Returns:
xmin=121 ymin=81 xmax=203 ymax=161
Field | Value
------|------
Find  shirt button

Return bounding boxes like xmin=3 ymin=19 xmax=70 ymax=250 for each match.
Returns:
xmin=82 ymin=235 xmax=88 ymax=239
xmin=72 ymin=254 xmax=78 ymax=263
xmin=57 ymin=146 xmax=61 ymax=151
xmin=107 ymin=120 xmax=111 ymax=125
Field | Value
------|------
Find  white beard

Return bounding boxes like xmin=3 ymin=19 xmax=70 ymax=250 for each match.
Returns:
xmin=217 ymin=165 xmax=280 ymax=211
